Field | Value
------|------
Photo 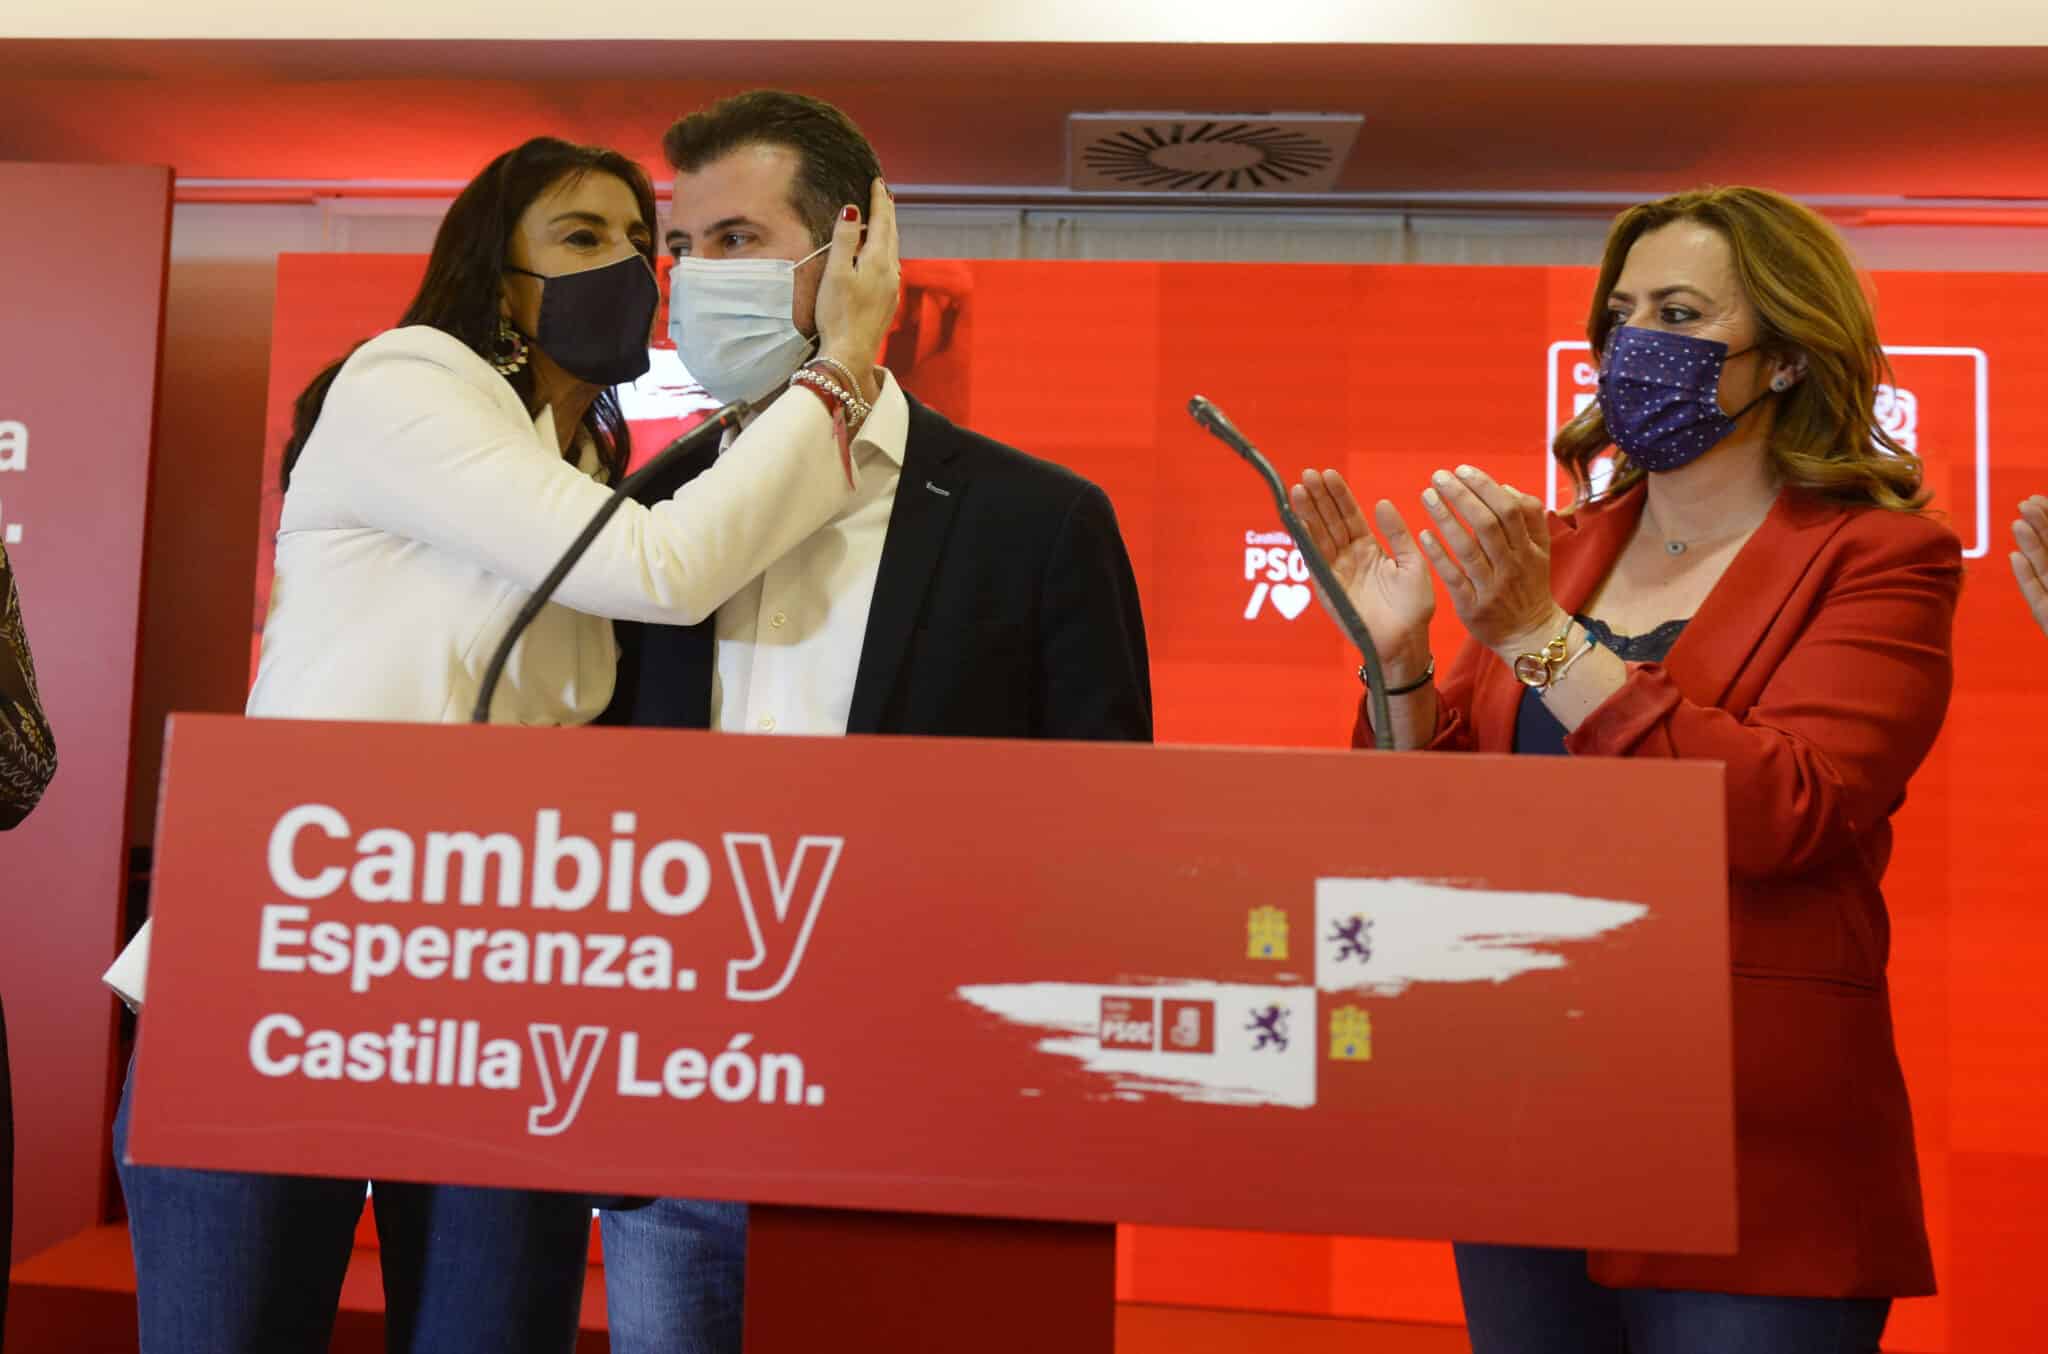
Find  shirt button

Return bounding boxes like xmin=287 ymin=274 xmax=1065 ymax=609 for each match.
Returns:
xmin=771 ymin=611 xmax=788 ymax=629
xmin=759 ymin=716 xmax=776 ymax=732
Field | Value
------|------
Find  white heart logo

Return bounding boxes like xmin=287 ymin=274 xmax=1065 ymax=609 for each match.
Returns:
xmin=1270 ymin=583 xmax=1312 ymax=620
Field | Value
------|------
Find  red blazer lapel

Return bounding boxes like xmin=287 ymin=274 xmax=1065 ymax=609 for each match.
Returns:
xmin=1660 ymin=486 xmax=1848 ymax=710
xmin=1459 ymin=482 xmax=1849 ymax=748
xmin=1465 ymin=484 xmax=1646 ymax=749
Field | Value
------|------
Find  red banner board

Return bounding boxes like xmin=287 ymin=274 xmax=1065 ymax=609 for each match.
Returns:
xmin=128 ymin=714 xmax=1734 ymax=1254
xmin=0 ymin=161 xmax=171 ymax=1262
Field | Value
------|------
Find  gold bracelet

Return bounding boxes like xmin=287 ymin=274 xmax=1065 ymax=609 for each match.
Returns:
xmin=1541 ymin=632 xmax=1600 ymax=694
xmin=1511 ymin=615 xmax=1576 ymax=690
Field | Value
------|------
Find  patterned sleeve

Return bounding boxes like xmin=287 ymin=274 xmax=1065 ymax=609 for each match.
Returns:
xmin=0 ymin=542 xmax=57 ymax=829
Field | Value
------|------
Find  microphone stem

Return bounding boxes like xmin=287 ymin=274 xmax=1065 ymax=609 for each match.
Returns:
xmin=470 ymin=401 xmax=747 ymax=724
xmin=1188 ymin=398 xmax=1395 ymax=750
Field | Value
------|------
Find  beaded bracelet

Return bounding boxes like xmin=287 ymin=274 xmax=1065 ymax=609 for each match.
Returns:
xmin=805 ymin=355 xmax=867 ymax=404
xmin=789 ymin=367 xmax=872 ymax=432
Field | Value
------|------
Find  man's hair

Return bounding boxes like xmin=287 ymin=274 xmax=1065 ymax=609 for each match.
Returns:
xmin=663 ymin=90 xmax=882 ymax=246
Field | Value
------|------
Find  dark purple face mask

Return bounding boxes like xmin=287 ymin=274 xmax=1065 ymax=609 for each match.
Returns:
xmin=1596 ymin=325 xmax=1776 ymax=472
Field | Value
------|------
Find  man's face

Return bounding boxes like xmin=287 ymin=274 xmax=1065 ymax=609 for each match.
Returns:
xmin=669 ymin=144 xmax=826 ymax=337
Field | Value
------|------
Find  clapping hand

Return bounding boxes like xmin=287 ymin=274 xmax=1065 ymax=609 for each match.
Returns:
xmin=1288 ymin=469 xmax=1435 ymax=681
xmin=2014 ymin=496 xmax=2048 ymax=640
xmin=1412 ymin=465 xmax=1563 ymax=657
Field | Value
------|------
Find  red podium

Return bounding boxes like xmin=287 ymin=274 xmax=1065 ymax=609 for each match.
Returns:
xmin=125 ymin=715 xmax=1735 ymax=1351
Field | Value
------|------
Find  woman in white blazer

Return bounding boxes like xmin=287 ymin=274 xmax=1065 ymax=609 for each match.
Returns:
xmin=107 ymin=136 xmax=901 ymax=1354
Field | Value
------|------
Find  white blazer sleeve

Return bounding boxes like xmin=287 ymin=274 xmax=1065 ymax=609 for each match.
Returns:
xmin=309 ymin=332 xmax=856 ymax=626
xmin=104 ymin=916 xmax=150 ymax=1009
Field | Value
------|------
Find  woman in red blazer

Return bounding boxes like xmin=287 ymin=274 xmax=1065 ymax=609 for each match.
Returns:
xmin=2017 ymin=494 xmax=2048 ymax=637
xmin=1293 ymin=187 xmax=1957 ymax=1353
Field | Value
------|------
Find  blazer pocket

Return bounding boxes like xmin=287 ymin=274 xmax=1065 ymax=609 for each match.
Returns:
xmin=1730 ymin=962 xmax=1882 ymax=995
xmin=1728 ymin=879 xmax=1887 ymax=993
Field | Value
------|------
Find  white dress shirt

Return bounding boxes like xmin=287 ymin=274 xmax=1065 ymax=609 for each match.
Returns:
xmin=712 ymin=371 xmax=910 ymax=737
xmin=104 ymin=324 xmax=857 ymax=1006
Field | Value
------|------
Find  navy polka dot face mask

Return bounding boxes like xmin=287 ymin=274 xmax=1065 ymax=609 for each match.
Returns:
xmin=1596 ymin=325 xmax=1775 ymax=473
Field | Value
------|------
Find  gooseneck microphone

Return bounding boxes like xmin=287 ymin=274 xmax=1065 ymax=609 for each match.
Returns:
xmin=470 ymin=400 xmax=751 ymax=724
xmin=1188 ymin=395 xmax=1394 ymax=751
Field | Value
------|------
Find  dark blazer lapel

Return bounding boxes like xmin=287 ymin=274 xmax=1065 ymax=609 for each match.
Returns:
xmin=845 ymin=397 xmax=967 ymax=735
xmin=1663 ymin=486 xmax=1846 ymax=709
xmin=1467 ymin=484 xmax=1646 ymax=749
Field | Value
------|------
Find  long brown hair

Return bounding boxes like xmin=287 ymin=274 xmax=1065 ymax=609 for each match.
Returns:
xmin=281 ymin=138 xmax=658 ymax=492
xmin=1555 ymin=186 xmax=1927 ymax=512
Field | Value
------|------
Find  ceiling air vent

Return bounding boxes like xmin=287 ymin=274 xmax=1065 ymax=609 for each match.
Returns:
xmin=1068 ymin=112 xmax=1364 ymax=194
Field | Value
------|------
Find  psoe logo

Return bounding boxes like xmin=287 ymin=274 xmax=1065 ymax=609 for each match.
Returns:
xmin=1242 ymin=530 xmax=1314 ymax=621
xmin=1099 ymin=995 xmax=1158 ymax=1051
xmin=1874 ymin=383 xmax=1918 ymax=452
xmin=1160 ymin=999 xmax=1216 ymax=1055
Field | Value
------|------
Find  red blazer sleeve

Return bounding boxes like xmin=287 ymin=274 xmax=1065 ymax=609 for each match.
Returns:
xmin=1564 ymin=514 xmax=1961 ymax=880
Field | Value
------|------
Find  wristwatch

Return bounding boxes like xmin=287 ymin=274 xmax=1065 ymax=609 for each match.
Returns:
xmin=1512 ymin=620 xmax=1575 ymax=690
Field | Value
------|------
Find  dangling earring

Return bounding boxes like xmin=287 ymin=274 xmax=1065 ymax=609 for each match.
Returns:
xmin=488 ymin=319 xmax=529 ymax=376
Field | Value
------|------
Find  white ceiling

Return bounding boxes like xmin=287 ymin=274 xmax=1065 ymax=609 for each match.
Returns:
xmin=8 ymin=0 xmax=2048 ymax=45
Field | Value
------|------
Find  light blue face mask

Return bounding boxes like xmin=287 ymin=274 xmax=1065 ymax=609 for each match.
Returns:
xmin=667 ymin=242 xmax=830 ymax=404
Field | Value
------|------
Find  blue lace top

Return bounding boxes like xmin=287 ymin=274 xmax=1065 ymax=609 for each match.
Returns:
xmin=1512 ymin=613 xmax=1688 ymax=757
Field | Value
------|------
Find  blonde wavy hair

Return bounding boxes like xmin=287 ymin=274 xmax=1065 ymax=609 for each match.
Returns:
xmin=1555 ymin=185 xmax=1927 ymax=512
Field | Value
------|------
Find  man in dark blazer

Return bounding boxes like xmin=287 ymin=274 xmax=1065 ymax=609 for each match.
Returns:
xmin=596 ymin=90 xmax=1151 ymax=1354
xmin=609 ymin=393 xmax=1150 ymax=742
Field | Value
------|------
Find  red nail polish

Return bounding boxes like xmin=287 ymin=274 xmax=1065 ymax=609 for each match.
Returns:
xmin=841 ymin=205 xmax=860 ymax=222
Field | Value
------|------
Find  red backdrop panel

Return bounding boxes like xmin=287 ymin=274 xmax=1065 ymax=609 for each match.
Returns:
xmin=0 ymin=162 xmax=172 ymax=1261
xmin=258 ymin=256 xmax=2048 ymax=1351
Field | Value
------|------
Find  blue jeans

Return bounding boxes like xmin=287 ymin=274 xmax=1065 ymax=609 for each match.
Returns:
xmin=1454 ymin=1243 xmax=1893 ymax=1354
xmin=599 ymin=1197 xmax=748 ymax=1354
xmin=113 ymin=1064 xmax=593 ymax=1354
